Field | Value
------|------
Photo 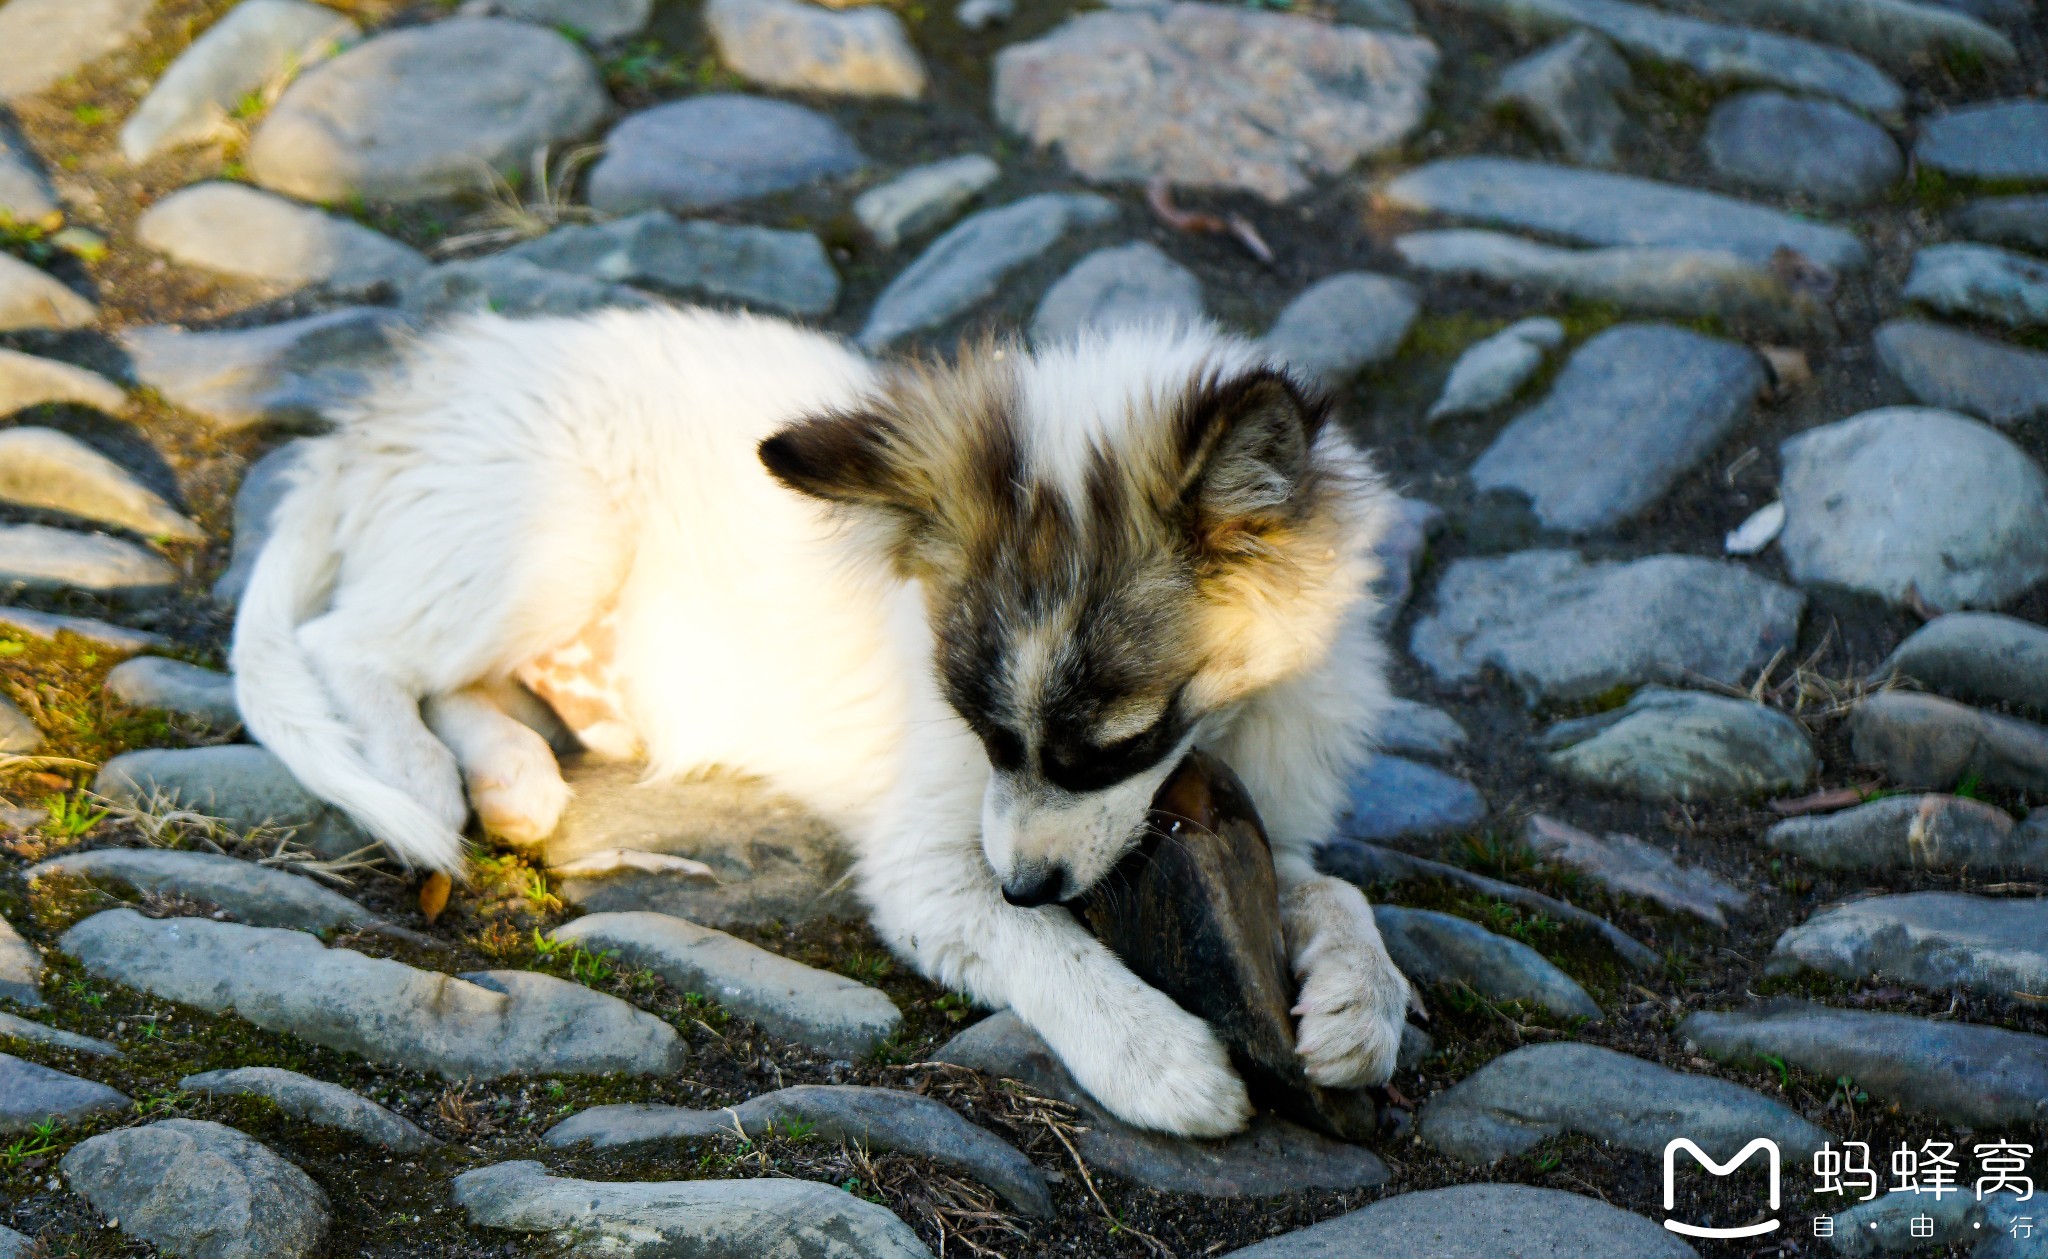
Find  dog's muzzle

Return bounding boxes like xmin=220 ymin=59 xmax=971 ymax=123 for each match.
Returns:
xmin=1000 ymin=862 xmax=1066 ymax=908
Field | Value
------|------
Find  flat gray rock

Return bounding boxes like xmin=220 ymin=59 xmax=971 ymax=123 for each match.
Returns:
xmin=0 ymin=524 xmax=176 ymax=602
xmin=61 ymin=909 xmax=686 ymax=1079
xmin=0 ymin=606 xmax=164 ymax=654
xmin=0 ymin=253 xmax=95 ymax=332
xmin=1705 ymin=91 xmax=1900 ymax=206
xmin=588 ymin=95 xmax=865 ymax=216
xmin=0 ymin=1010 xmax=117 ymax=1056
xmin=0 ymin=694 xmax=35 ymax=754
xmin=1705 ymin=0 xmax=2015 ymax=71
xmin=1542 ymin=687 xmax=1816 ymax=803
xmin=1427 ymin=317 xmax=1563 ymax=423
xmin=1526 ymin=814 xmax=1749 ymax=924
xmin=452 ymin=1160 xmax=932 ymax=1258
xmin=1767 ymin=892 xmax=2048 ymax=1000
xmin=1032 ymin=241 xmax=1203 ymax=344
xmin=95 ymin=744 xmax=372 ymax=860
xmin=1418 ymin=1042 xmax=1826 ymax=1166
xmin=122 ymin=307 xmax=409 ymax=433
xmin=1410 ymin=549 xmax=1805 ymax=705
xmin=1904 ymin=242 xmax=2048 ymax=329
xmin=0 ymin=128 xmax=58 ymax=221
xmin=1431 ymin=0 xmax=1901 ymax=116
xmin=994 ymin=3 xmax=1437 ymax=202
xmin=1223 ymin=1183 xmax=1696 ymax=1258
xmin=1850 ymin=691 xmax=2048 ymax=793
xmin=1383 ymin=157 xmax=1868 ymax=271
xmin=859 ymin=192 xmax=1116 ymax=350
xmin=400 ymin=256 xmax=651 ymax=320
xmin=138 ymin=183 xmax=425 ymax=297
xmin=0 ymin=0 xmax=158 ymax=102
xmin=121 ymin=0 xmax=360 ymax=162
xmin=0 ymin=348 xmax=127 ymax=416
xmin=62 ymin=1119 xmax=328 ymax=1259
xmin=1377 ymin=697 xmax=1468 ymax=761
xmin=1916 ymin=99 xmax=2048 ymax=185
xmin=1490 ymin=31 xmax=1631 ymax=166
xmin=1470 ymin=323 xmax=1762 ymax=531
xmin=1372 ymin=494 xmax=1444 ymax=621
xmin=461 ymin=0 xmax=652 ymax=41
xmin=0 ymin=427 xmax=198 ymax=541
xmin=180 ymin=1067 xmax=437 ymax=1152
xmin=938 ymin=1011 xmax=1386 ymax=1196
xmin=30 ymin=848 xmax=382 ymax=934
xmin=250 ymin=18 xmax=605 ymax=203
xmin=706 ymin=0 xmax=926 ymax=98
xmin=105 ymin=656 xmax=239 ymax=725
xmin=0 ymin=911 xmax=41 ymax=1007
xmin=854 ymin=155 xmax=999 ymax=250
xmin=553 ymin=910 xmax=899 ymax=1058
xmin=1765 ymin=793 xmax=2045 ymax=873
xmin=547 ymin=1085 xmax=1051 ymax=1216
xmin=1373 ymin=906 xmax=1600 ymax=1019
xmin=1874 ymin=319 xmax=2048 ymax=429
xmin=1826 ymin=1187 xmax=2034 ymax=1256
xmin=1778 ymin=407 xmax=2048 ymax=610
xmin=1258 ymin=272 xmax=1419 ymax=389
xmin=214 ymin=441 xmax=309 ymax=606
xmin=1340 ymin=755 xmax=1487 ymax=841
xmin=0 ymin=1226 xmax=26 ymax=1258
xmin=507 ymin=212 xmax=840 ymax=316
xmin=1 ymin=1052 xmax=127 ymax=1133
xmin=1952 ymin=194 xmax=2048 ymax=256
xmin=1882 ymin=612 xmax=2048 ymax=717
xmin=1683 ymin=999 xmax=2048 ymax=1129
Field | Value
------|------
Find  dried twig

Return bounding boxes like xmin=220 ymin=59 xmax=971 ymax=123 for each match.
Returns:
xmin=1145 ymin=178 xmax=1274 ymax=266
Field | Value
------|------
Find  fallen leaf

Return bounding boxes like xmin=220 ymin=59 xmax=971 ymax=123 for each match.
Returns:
xmin=418 ymin=871 xmax=452 ymax=925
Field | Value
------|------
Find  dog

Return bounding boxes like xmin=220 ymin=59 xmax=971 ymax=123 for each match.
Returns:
xmin=232 ymin=305 xmax=1414 ymax=1138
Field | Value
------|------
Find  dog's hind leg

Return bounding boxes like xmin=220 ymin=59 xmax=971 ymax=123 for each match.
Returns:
xmin=424 ymin=679 xmax=572 ymax=849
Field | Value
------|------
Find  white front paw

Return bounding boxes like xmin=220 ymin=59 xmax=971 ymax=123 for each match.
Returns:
xmin=1060 ymin=984 xmax=1252 ymax=1138
xmin=1286 ymin=877 xmax=1412 ymax=1090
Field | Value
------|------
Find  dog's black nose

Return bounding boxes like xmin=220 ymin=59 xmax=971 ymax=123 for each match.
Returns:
xmin=1001 ymin=865 xmax=1064 ymax=908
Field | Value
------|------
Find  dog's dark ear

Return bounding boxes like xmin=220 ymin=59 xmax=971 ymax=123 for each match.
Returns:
xmin=759 ymin=409 xmax=920 ymax=514
xmin=1179 ymin=369 xmax=1325 ymax=523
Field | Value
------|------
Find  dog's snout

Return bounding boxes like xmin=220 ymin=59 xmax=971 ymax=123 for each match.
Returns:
xmin=1001 ymin=863 xmax=1065 ymax=908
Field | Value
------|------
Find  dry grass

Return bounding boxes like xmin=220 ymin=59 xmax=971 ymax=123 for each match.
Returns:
xmin=432 ymin=144 xmax=605 ymax=256
xmin=90 ymin=786 xmax=393 ymax=887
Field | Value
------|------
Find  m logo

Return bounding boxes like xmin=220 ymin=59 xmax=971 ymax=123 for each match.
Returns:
xmin=1663 ymin=1138 xmax=1782 ymax=1239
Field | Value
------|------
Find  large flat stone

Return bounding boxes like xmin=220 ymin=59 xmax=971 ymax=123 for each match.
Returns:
xmin=1339 ymin=755 xmax=1487 ymax=841
xmin=1259 ymin=272 xmax=1420 ymax=388
xmin=137 ymin=183 xmax=425 ymax=298
xmin=95 ymin=744 xmax=372 ymax=860
xmin=706 ymin=0 xmax=926 ymax=98
xmin=1767 ymin=892 xmax=2048 ymax=1000
xmin=1704 ymin=90 xmax=1901 ymax=207
xmin=62 ymin=1119 xmax=329 ymax=1259
xmin=0 ymin=1011 xmax=116 ymax=1056
xmin=1525 ymin=815 xmax=1749 ymax=924
xmin=104 ymin=656 xmax=239 ymax=725
xmin=1223 ymin=1184 xmax=1696 ymax=1258
xmin=121 ymin=308 xmax=409 ymax=433
xmin=465 ymin=0 xmax=652 ymax=40
xmin=508 ymin=212 xmax=839 ymax=316
xmin=1541 ymin=687 xmax=1816 ymax=802
xmin=0 ymin=348 xmax=127 ymax=417
xmin=1428 ymin=317 xmax=1564 ymax=423
xmin=0 ymin=0 xmax=159 ymax=102
xmin=1707 ymin=0 xmax=2014 ymax=72
xmin=29 ymin=848 xmax=383 ymax=935
xmin=213 ymin=441 xmax=309 ymax=607
xmin=0 ymin=427 xmax=199 ymax=541
xmin=1849 ymin=690 xmax=2048 ymax=793
xmin=179 ymin=1067 xmax=437 ymax=1152
xmin=1489 ymin=31 xmax=1631 ymax=167
xmin=0 ymin=524 xmax=176 ymax=602
xmin=1031 ymin=242 xmax=1204 ymax=344
xmin=1 ymin=1052 xmax=127 ymax=1133
xmin=1874 ymin=319 xmax=2048 ymax=429
xmin=0 ymin=911 xmax=41 ymax=1007
xmin=1916 ymin=99 xmax=2048 ymax=186
xmin=1374 ymin=906 xmax=1599 ymax=1019
xmin=587 ymin=95 xmax=865 ymax=216
xmin=0 ymin=253 xmax=96 ymax=332
xmin=1766 ymin=794 xmax=2044 ymax=874
xmin=0 ymin=126 xmax=58 ymax=222
xmin=399 ymin=256 xmax=650 ymax=320
xmin=1882 ymin=612 xmax=2048 ymax=717
xmin=0 ymin=606 xmax=164 ymax=654
xmin=1904 ymin=242 xmax=2048 ymax=329
xmin=854 ymin=155 xmax=999 ymax=250
xmin=1952 ymin=194 xmax=2048 ymax=255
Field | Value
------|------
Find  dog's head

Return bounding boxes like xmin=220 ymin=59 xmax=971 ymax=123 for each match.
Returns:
xmin=760 ymin=324 xmax=1381 ymax=905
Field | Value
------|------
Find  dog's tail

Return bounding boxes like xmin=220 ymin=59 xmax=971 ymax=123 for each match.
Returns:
xmin=230 ymin=443 xmax=467 ymax=873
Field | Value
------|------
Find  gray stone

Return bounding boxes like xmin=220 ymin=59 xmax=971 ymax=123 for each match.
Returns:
xmin=1765 ymin=793 xmax=2045 ymax=873
xmin=1705 ymin=91 xmax=1901 ymax=207
xmin=552 ymin=910 xmax=899 ymax=1058
xmin=855 ymin=155 xmax=1000 ymax=249
xmin=1924 ymin=0 xmax=2034 ymax=22
xmin=1223 ymin=1183 xmax=1696 ymax=1258
xmin=1372 ymin=494 xmax=1444 ymax=620
xmin=507 ymin=212 xmax=840 ymax=316
xmin=1916 ymin=100 xmax=2048 ymax=186
xmin=547 ymin=761 xmax=861 ymax=928
xmin=706 ymin=0 xmax=926 ymax=98
xmin=1427 ymin=317 xmax=1564 ymax=423
xmin=1490 ymin=32 xmax=1631 ymax=166
xmin=0 ymin=911 xmax=41 ymax=1008
xmin=400 ymin=256 xmax=651 ymax=320
xmin=121 ymin=0 xmax=360 ymax=162
xmin=0 ymin=0 xmax=159 ymax=102
xmin=1541 ymin=687 xmax=1817 ymax=802
xmin=94 ymin=744 xmax=373 ymax=860
xmin=62 ymin=908 xmax=687 ymax=1079
xmin=1 ymin=1052 xmax=127 ymax=1133
xmin=1339 ymin=755 xmax=1487 ymax=841
xmin=1337 ymin=0 xmax=1420 ymax=27
xmin=1032 ymin=242 xmax=1203 ymax=344
xmin=0 ymin=128 xmax=58 ymax=222
xmin=1767 ymin=891 xmax=2048 ymax=1000
xmin=588 ymin=95 xmax=865 ymax=216
xmin=106 ymin=657 xmax=239 ymax=725
xmin=858 ymin=193 xmax=1117 ymax=350
xmin=1410 ymin=550 xmax=1805 ymax=705
xmin=1383 ymin=157 xmax=1869 ymax=271
xmin=936 ymin=1011 xmax=1387 ymax=1196
xmin=249 ymin=19 xmax=606 ymax=203
xmin=1392 ymin=229 xmax=1834 ymax=334
xmin=1825 ymin=1188 xmax=2035 ymax=1257
xmin=1418 ymin=1042 xmax=1826 ymax=1166
xmin=62 ymin=1119 xmax=328 ymax=1259
xmin=1883 ymin=612 xmax=2048 ymax=717
xmin=1525 ymin=814 xmax=1749 ymax=924
xmin=956 ymin=0 xmax=1014 ymax=29
xmin=1874 ymin=319 xmax=2048 ymax=428
xmin=180 ymin=1067 xmax=437 ymax=1152
xmin=1377 ymin=697 xmax=1468 ymax=761
xmin=1781 ymin=408 xmax=2048 ymax=609
xmin=546 ymin=1085 xmax=1050 ymax=1216
xmin=29 ymin=848 xmax=383 ymax=934
xmin=1470 ymin=324 xmax=1762 ymax=532
xmin=1851 ymin=691 xmax=2048 ymax=793
xmin=0 ymin=1226 xmax=25 ymax=1259
xmin=1258 ymin=272 xmax=1420 ymax=389
xmin=0 ymin=427 xmax=199 ymax=541
xmin=0 ymin=606 xmax=165 ymax=654
xmin=214 ymin=441 xmax=309 ymax=606
xmin=1905 ymin=242 xmax=2048 ymax=329
xmin=0 ymin=524 xmax=176 ymax=602
xmin=0 ymin=695 xmax=37 ymax=754
xmin=460 ymin=0 xmax=653 ymax=42
xmin=1373 ymin=906 xmax=1600 ymax=1019
xmin=122 ymin=307 xmax=409 ymax=433
xmin=0 ymin=1011 xmax=117 ymax=1056
xmin=994 ymin=3 xmax=1437 ymax=202
xmin=1431 ymin=0 xmax=1901 ymax=116
xmin=0 ymin=348 xmax=128 ymax=417
xmin=452 ymin=1160 xmax=932 ymax=1258
xmin=1707 ymin=0 xmax=2014 ymax=71
xmin=1952 ymin=194 xmax=2048 ymax=256
xmin=0 ymin=253 xmax=95 ymax=332
xmin=138 ymin=183 xmax=425 ymax=297
xmin=1683 ymin=999 xmax=2048 ymax=1129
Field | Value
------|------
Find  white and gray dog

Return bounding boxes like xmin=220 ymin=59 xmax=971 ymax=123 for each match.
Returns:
xmin=232 ymin=305 xmax=1413 ymax=1137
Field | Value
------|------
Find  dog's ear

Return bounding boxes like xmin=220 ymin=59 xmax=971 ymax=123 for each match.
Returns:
xmin=1178 ymin=369 xmax=1326 ymax=525
xmin=759 ymin=408 xmax=923 ymax=516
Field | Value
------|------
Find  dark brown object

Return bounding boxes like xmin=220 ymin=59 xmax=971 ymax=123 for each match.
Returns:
xmin=1077 ymin=749 xmax=1380 ymax=1142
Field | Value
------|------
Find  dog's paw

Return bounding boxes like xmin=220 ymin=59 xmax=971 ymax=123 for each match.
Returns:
xmin=1285 ymin=876 xmax=1412 ymax=1090
xmin=467 ymin=749 xmax=571 ymax=848
xmin=1065 ymin=984 xmax=1252 ymax=1138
